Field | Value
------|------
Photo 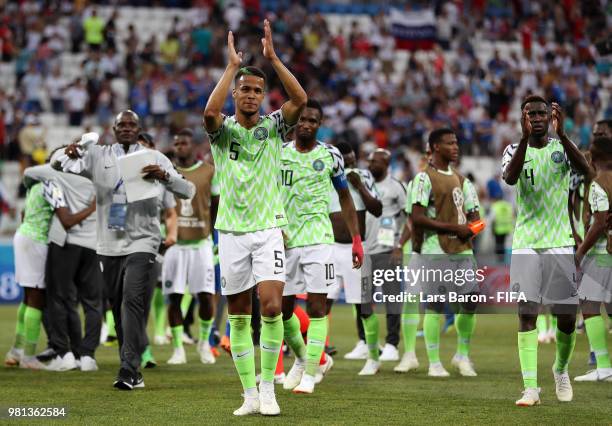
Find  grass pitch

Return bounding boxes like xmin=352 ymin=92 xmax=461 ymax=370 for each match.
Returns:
xmin=0 ymin=304 xmax=610 ymax=425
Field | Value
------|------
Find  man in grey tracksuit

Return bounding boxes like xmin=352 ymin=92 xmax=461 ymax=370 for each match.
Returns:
xmin=62 ymin=110 xmax=195 ymax=389
xmin=24 ymin=151 xmax=102 ymax=371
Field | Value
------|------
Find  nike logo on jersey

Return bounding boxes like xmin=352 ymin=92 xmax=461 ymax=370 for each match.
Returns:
xmin=523 ymin=159 xmax=533 ymax=164
xmin=104 ymin=165 xmax=115 ymax=169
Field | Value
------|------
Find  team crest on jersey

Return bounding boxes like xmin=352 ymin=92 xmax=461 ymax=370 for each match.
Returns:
xmin=221 ymin=277 xmax=226 ymax=288
xmin=551 ymin=151 xmax=564 ymax=164
xmin=312 ymin=159 xmax=324 ymax=171
xmin=253 ymin=127 xmax=268 ymax=141
xmin=165 ymin=280 xmax=172 ymax=289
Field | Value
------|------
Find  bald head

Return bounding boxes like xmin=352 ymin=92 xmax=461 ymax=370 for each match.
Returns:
xmin=368 ymin=149 xmax=391 ymax=181
xmin=113 ymin=110 xmax=141 ymax=145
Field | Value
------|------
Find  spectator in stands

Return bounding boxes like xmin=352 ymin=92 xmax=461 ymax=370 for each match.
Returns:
xmin=64 ymin=78 xmax=88 ymax=126
xmin=83 ymin=9 xmax=105 ymax=52
xmin=20 ymin=64 xmax=44 ymax=113
xmin=18 ymin=114 xmax=46 ymax=167
xmin=45 ymin=66 xmax=67 ymax=114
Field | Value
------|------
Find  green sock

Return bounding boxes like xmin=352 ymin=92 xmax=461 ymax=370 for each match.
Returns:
xmin=141 ymin=345 xmax=155 ymax=367
xmin=554 ymin=329 xmax=576 ymax=373
xmin=536 ymin=314 xmax=547 ymax=335
xmin=260 ymin=314 xmax=283 ymax=383
xmin=229 ymin=315 xmax=256 ymax=391
xmin=283 ymin=313 xmax=306 ymax=360
xmin=518 ymin=330 xmax=538 ymax=388
xmin=305 ymin=317 xmax=327 ymax=376
xmin=549 ymin=314 xmax=557 ymax=331
xmin=171 ymin=325 xmax=184 ymax=349
xmin=152 ymin=287 xmax=166 ymax=337
xmin=106 ymin=310 xmax=116 ymax=338
xmin=23 ymin=306 xmax=42 ymax=357
xmin=401 ymin=301 xmax=419 ymax=353
xmin=455 ymin=313 xmax=476 ymax=357
xmin=585 ymin=316 xmax=611 ymax=369
xmin=361 ymin=314 xmax=380 ymax=361
xmin=423 ymin=312 xmax=441 ymax=364
xmin=180 ymin=294 xmax=193 ymax=318
xmin=14 ymin=302 xmax=26 ymax=349
xmin=199 ymin=318 xmax=213 ymax=343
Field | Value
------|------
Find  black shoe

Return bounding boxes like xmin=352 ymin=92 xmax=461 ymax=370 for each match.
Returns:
xmin=325 ymin=345 xmax=337 ymax=357
xmin=36 ymin=347 xmax=57 ymax=362
xmin=143 ymin=360 xmax=156 ymax=369
xmin=133 ymin=372 xmax=145 ymax=388
xmin=113 ymin=368 xmax=134 ymax=391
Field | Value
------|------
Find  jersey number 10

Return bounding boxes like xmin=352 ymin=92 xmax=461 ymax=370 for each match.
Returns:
xmin=281 ymin=169 xmax=293 ymax=186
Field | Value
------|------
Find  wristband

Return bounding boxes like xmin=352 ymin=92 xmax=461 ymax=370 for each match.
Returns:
xmin=468 ymin=219 xmax=485 ymax=236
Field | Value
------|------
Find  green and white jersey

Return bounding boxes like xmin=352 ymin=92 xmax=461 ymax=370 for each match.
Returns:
xmin=587 ymin=182 xmax=609 ymax=256
xmin=207 ymin=110 xmax=292 ymax=233
xmin=411 ymin=170 xmax=480 ymax=255
xmin=403 ymin=179 xmax=414 ymax=254
xmin=17 ymin=182 xmax=62 ymax=244
xmin=502 ymin=138 xmax=574 ymax=249
xmin=280 ymin=140 xmax=346 ymax=248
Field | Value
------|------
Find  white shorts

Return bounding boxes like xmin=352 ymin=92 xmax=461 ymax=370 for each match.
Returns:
xmin=283 ymin=244 xmax=334 ymax=296
xmin=327 ymin=242 xmax=372 ymax=303
xmin=510 ymin=247 xmax=578 ymax=305
xmin=218 ymin=228 xmax=285 ymax=296
xmin=14 ymin=232 xmax=47 ymax=289
xmin=419 ymin=254 xmax=480 ymax=296
xmin=162 ymin=242 xmax=215 ymax=295
xmin=578 ymin=255 xmax=612 ymax=304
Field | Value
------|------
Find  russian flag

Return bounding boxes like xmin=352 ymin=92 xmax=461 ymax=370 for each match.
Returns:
xmin=390 ymin=7 xmax=437 ymax=51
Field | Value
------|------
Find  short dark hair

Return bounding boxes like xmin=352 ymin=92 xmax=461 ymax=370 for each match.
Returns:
xmin=235 ymin=66 xmax=266 ymax=85
xmin=595 ymin=119 xmax=612 ymax=128
xmin=591 ymin=136 xmax=612 ymax=156
xmin=428 ymin=128 xmax=455 ymax=152
xmin=335 ymin=142 xmax=353 ymax=155
xmin=176 ymin=128 xmax=194 ymax=138
xmin=305 ymin=99 xmax=323 ymax=119
xmin=521 ymin=95 xmax=548 ymax=110
xmin=138 ymin=132 xmax=154 ymax=148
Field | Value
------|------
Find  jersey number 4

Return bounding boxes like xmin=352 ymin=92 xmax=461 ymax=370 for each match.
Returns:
xmin=524 ymin=168 xmax=535 ymax=186
xmin=229 ymin=140 xmax=240 ymax=160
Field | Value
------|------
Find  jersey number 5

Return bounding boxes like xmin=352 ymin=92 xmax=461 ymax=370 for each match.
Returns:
xmin=274 ymin=250 xmax=283 ymax=274
xmin=524 ymin=168 xmax=535 ymax=186
xmin=229 ymin=140 xmax=240 ymax=160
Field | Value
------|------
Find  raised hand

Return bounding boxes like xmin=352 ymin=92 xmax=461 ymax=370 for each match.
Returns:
xmin=261 ymin=19 xmax=277 ymax=60
xmin=520 ymin=109 xmax=532 ymax=140
xmin=227 ymin=31 xmax=243 ymax=68
xmin=551 ymin=102 xmax=565 ymax=138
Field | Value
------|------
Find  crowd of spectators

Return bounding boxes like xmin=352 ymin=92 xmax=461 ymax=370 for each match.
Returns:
xmin=0 ymin=0 xmax=609 ymax=188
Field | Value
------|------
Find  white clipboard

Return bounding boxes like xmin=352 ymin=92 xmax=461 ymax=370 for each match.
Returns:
xmin=117 ymin=149 xmax=161 ymax=203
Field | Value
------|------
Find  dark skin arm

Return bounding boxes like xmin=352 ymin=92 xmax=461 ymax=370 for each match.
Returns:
xmin=552 ymin=103 xmax=590 ymax=176
xmin=337 ymin=187 xmax=362 ymax=268
xmin=412 ymin=203 xmax=473 ymax=240
xmin=575 ymin=210 xmax=607 ymax=266
xmin=210 ymin=195 xmax=219 ymax=230
xmin=163 ymin=207 xmax=177 ymax=248
xmin=503 ymin=110 xmax=530 ymax=185
xmin=55 ymin=198 xmax=96 ymax=230
xmin=391 ymin=218 xmax=411 ymax=264
xmin=346 ymin=171 xmax=382 ymax=217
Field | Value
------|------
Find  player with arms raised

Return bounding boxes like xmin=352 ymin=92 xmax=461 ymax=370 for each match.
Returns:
xmin=203 ymin=20 xmax=307 ymax=416
xmin=502 ymin=96 xmax=590 ymax=406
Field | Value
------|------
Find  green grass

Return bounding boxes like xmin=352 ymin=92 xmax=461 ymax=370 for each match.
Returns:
xmin=0 ymin=305 xmax=610 ymax=425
